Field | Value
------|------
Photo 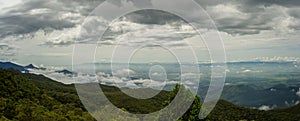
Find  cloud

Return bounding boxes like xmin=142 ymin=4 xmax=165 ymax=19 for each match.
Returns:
xmin=0 ymin=43 xmax=17 ymax=60
xmin=1 ymin=0 xmax=300 ymax=44
xmin=288 ymin=8 xmax=300 ymax=18
xmin=15 ymin=1 xmax=202 ymax=47
xmin=124 ymin=79 xmax=179 ymax=89
xmin=0 ymin=10 xmax=75 ymax=38
xmin=258 ymin=105 xmax=272 ymax=111
xmin=0 ymin=43 xmax=13 ymax=50
xmin=296 ymin=87 xmax=300 ymax=97
xmin=29 ymin=68 xmax=76 ymax=84
xmin=1 ymin=0 xmax=300 ymax=64
xmin=2 ymin=0 xmax=299 ymax=48
xmin=195 ymin=0 xmax=300 ymax=35
xmin=205 ymin=4 xmax=272 ymax=35
xmin=29 ymin=67 xmax=99 ymax=84
xmin=120 ymin=9 xmax=183 ymax=25
xmin=51 ymin=9 xmax=198 ymax=48
xmin=96 ymin=15 xmax=197 ymax=48
xmin=0 ymin=0 xmax=104 ymax=39
xmin=195 ymin=0 xmax=300 ymax=9
xmin=26 ymin=64 xmax=200 ymax=92
xmin=112 ymin=68 xmax=136 ymax=78
xmin=41 ymin=26 xmax=81 ymax=47
xmin=99 ymin=69 xmax=199 ymax=90
xmin=244 ymin=0 xmax=300 ymax=7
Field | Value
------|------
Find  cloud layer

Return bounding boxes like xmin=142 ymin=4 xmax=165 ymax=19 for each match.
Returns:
xmin=0 ymin=0 xmax=300 ymax=64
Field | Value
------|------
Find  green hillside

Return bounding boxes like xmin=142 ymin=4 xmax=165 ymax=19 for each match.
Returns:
xmin=0 ymin=68 xmax=94 ymax=121
xmin=1 ymin=68 xmax=300 ymax=121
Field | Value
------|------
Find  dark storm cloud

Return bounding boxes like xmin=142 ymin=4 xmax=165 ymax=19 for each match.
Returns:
xmin=195 ymin=0 xmax=300 ymax=35
xmin=195 ymin=0 xmax=232 ymax=7
xmin=0 ymin=15 xmax=75 ymax=38
xmin=7 ymin=0 xmax=104 ymax=16
xmin=245 ymin=0 xmax=300 ymax=7
xmin=288 ymin=8 xmax=300 ymax=18
xmin=122 ymin=10 xmax=182 ymax=25
xmin=1 ymin=0 xmax=299 ymax=43
xmin=195 ymin=0 xmax=300 ymax=8
xmin=0 ymin=0 xmax=104 ymax=38
xmin=216 ymin=13 xmax=274 ymax=35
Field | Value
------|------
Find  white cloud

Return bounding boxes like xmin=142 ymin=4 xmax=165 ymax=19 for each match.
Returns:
xmin=1 ymin=0 xmax=300 ymax=65
xmin=296 ymin=87 xmax=300 ymax=97
xmin=29 ymin=68 xmax=76 ymax=84
xmin=207 ymin=4 xmax=248 ymax=19
xmin=0 ymin=0 xmax=21 ymax=14
xmin=89 ymin=18 xmax=197 ymax=48
xmin=112 ymin=68 xmax=136 ymax=77
xmin=29 ymin=67 xmax=102 ymax=84
xmin=98 ymin=76 xmax=123 ymax=84
xmin=258 ymin=105 xmax=272 ymax=111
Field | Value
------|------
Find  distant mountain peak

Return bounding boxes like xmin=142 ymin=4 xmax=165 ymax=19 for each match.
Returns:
xmin=0 ymin=61 xmax=28 ymax=73
xmin=25 ymin=64 xmax=38 ymax=69
xmin=24 ymin=64 xmax=46 ymax=70
xmin=55 ymin=69 xmax=76 ymax=75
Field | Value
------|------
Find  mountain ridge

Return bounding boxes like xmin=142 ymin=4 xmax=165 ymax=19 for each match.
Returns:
xmin=1 ymin=68 xmax=300 ymax=120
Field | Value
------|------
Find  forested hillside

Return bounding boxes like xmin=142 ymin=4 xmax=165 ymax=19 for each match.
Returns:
xmin=1 ymin=68 xmax=300 ymax=121
xmin=0 ymin=68 xmax=94 ymax=121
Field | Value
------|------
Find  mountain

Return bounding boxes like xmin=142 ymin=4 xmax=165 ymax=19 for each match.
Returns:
xmin=24 ymin=64 xmax=39 ymax=69
xmin=55 ymin=69 xmax=77 ymax=76
xmin=0 ymin=62 xmax=47 ymax=73
xmin=219 ymin=84 xmax=300 ymax=108
xmin=226 ymin=61 xmax=295 ymax=65
xmin=0 ymin=62 xmax=28 ymax=73
xmin=271 ymin=102 xmax=300 ymax=115
xmin=24 ymin=64 xmax=46 ymax=70
xmin=1 ymin=68 xmax=300 ymax=120
xmin=206 ymin=99 xmax=300 ymax=121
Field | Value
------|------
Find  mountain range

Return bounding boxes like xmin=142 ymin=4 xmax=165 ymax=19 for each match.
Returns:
xmin=0 ymin=62 xmax=29 ymax=73
xmin=1 ymin=68 xmax=300 ymax=120
xmin=0 ymin=61 xmax=71 ymax=75
xmin=1 ymin=61 xmax=300 ymax=110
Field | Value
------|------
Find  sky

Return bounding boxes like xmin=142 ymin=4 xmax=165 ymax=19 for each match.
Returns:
xmin=0 ymin=0 xmax=300 ymax=66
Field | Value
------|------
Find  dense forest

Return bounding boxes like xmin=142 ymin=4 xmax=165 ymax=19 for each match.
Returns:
xmin=1 ymin=68 xmax=300 ymax=121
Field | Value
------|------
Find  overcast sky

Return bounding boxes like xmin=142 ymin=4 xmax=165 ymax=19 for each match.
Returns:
xmin=0 ymin=0 xmax=300 ymax=66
